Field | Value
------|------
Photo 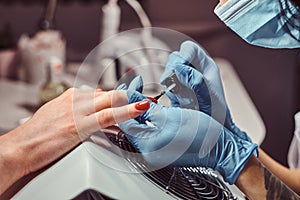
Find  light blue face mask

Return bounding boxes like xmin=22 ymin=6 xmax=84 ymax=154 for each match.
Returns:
xmin=214 ymin=0 xmax=300 ymax=49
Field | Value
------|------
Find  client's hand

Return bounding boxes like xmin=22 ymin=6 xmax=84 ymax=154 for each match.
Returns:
xmin=0 ymin=88 xmax=149 ymax=195
xmin=118 ymin=77 xmax=257 ymax=184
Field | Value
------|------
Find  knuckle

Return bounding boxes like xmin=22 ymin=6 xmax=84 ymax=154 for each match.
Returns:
xmin=64 ymin=88 xmax=76 ymax=101
xmin=106 ymin=90 xmax=116 ymax=99
xmin=97 ymin=110 xmax=114 ymax=128
xmin=65 ymin=88 xmax=76 ymax=95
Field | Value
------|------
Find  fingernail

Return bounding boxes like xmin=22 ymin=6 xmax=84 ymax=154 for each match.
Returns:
xmin=146 ymin=96 xmax=158 ymax=104
xmin=135 ymin=100 xmax=150 ymax=110
xmin=96 ymin=88 xmax=103 ymax=92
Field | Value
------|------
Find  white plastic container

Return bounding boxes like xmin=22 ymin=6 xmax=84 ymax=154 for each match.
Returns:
xmin=18 ymin=30 xmax=66 ymax=86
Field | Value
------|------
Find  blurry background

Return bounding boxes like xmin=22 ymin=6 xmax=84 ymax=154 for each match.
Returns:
xmin=0 ymin=0 xmax=299 ymax=166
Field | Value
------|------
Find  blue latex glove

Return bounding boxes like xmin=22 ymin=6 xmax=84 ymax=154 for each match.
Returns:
xmin=161 ymin=40 xmax=252 ymax=143
xmin=118 ymin=76 xmax=258 ymax=184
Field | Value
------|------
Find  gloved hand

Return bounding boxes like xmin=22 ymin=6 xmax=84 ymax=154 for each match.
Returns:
xmin=161 ymin=40 xmax=252 ymax=142
xmin=118 ymin=76 xmax=258 ymax=184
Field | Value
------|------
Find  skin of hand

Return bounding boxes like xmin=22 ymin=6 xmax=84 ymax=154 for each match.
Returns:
xmin=0 ymin=88 xmax=149 ymax=195
xmin=219 ymin=0 xmax=228 ymax=5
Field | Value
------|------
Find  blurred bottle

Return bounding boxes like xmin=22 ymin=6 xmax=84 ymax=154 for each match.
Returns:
xmin=101 ymin=0 xmax=120 ymax=41
xmin=98 ymin=0 xmax=121 ymax=90
xmin=38 ymin=57 xmax=69 ymax=105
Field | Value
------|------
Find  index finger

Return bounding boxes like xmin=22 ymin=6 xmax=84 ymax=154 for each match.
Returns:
xmin=94 ymin=100 xmax=150 ymax=129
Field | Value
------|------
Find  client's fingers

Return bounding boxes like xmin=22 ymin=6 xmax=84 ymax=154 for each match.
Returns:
xmin=94 ymin=100 xmax=150 ymax=129
xmin=74 ymin=90 xmax=128 ymax=115
xmin=93 ymin=90 xmax=128 ymax=112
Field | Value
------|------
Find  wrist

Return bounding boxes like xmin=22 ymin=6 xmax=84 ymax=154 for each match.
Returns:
xmin=235 ymin=156 xmax=266 ymax=199
xmin=0 ymin=127 xmax=29 ymax=176
xmin=217 ymin=131 xmax=258 ymax=185
xmin=0 ymin=128 xmax=28 ymax=194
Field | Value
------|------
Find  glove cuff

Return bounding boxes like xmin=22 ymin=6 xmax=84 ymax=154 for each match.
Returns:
xmin=216 ymin=132 xmax=258 ymax=185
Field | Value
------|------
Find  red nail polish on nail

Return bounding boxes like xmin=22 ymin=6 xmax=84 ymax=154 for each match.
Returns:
xmin=146 ymin=96 xmax=158 ymax=104
xmin=135 ymin=100 xmax=150 ymax=110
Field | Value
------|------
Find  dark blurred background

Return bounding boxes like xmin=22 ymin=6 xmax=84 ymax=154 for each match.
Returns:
xmin=0 ymin=0 xmax=299 ymax=166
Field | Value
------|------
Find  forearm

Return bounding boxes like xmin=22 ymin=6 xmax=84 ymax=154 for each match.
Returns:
xmin=258 ymin=148 xmax=300 ymax=195
xmin=236 ymin=155 xmax=300 ymax=199
xmin=0 ymin=89 xmax=148 ymax=195
xmin=0 ymin=127 xmax=27 ymax=194
xmin=12 ymin=118 xmax=80 ymax=173
xmin=0 ymin=119 xmax=81 ymax=195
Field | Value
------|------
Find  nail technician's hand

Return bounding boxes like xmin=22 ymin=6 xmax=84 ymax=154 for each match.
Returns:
xmin=161 ymin=40 xmax=252 ymax=142
xmin=118 ymin=77 xmax=258 ymax=185
xmin=0 ymin=88 xmax=149 ymax=195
